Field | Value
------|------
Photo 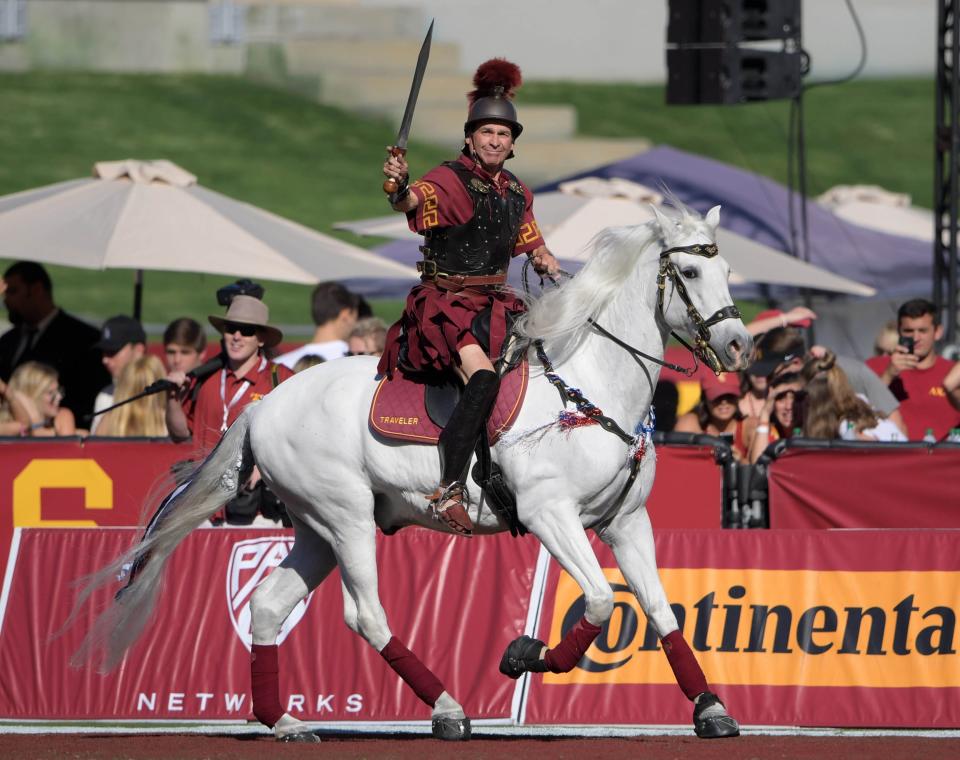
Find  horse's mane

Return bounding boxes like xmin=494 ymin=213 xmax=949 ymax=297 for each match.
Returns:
xmin=517 ymin=200 xmax=711 ymax=363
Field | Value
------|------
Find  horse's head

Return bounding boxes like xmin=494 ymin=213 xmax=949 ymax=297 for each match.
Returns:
xmin=651 ymin=205 xmax=752 ymax=373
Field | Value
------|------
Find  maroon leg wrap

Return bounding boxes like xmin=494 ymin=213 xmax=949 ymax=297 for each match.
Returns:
xmin=544 ymin=616 xmax=602 ymax=673
xmin=662 ymin=630 xmax=709 ymax=700
xmin=250 ymin=644 xmax=285 ymax=727
xmin=380 ymin=636 xmax=445 ymax=707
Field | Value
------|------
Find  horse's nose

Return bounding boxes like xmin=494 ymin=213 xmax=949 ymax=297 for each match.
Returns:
xmin=725 ymin=336 xmax=751 ymax=370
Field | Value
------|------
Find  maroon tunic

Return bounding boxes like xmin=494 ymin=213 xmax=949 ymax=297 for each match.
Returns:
xmin=378 ymin=154 xmax=545 ymax=377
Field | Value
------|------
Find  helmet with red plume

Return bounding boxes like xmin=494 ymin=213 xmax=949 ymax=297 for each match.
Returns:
xmin=464 ymin=58 xmax=523 ymax=138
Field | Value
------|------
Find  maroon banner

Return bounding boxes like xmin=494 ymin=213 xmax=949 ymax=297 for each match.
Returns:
xmin=0 ymin=439 xmax=187 ymax=591
xmin=522 ymin=529 xmax=960 ymax=728
xmin=645 ymin=446 xmax=722 ymax=528
xmin=768 ymin=447 xmax=960 ymax=528
xmin=0 ymin=439 xmax=726 ymax=597
xmin=0 ymin=528 xmax=539 ymax=721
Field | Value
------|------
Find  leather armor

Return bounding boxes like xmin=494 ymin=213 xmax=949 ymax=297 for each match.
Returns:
xmin=420 ymin=162 xmax=526 ymax=277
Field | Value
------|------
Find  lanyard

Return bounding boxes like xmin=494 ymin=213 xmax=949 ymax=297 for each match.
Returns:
xmin=219 ymin=357 xmax=265 ymax=433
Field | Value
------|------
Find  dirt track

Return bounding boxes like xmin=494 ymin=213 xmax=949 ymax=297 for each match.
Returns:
xmin=1 ymin=733 xmax=957 ymax=760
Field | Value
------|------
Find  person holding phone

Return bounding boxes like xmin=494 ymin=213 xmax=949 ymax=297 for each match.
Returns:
xmin=866 ymin=298 xmax=960 ymax=440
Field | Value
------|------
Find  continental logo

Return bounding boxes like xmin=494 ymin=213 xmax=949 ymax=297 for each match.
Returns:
xmin=544 ymin=568 xmax=958 ymax=688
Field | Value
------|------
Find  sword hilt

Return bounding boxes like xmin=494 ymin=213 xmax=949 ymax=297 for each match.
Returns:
xmin=383 ymin=146 xmax=408 ymax=194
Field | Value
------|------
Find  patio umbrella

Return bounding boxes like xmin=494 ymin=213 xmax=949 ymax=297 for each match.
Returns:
xmin=335 ymin=182 xmax=875 ymax=297
xmin=817 ymin=184 xmax=935 ymax=243
xmin=0 ymin=160 xmax=418 ymax=318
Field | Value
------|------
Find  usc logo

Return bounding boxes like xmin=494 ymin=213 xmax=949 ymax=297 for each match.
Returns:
xmin=12 ymin=459 xmax=113 ymax=527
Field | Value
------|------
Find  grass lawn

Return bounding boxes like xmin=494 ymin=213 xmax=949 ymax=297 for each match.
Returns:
xmin=523 ymin=78 xmax=934 ymax=209
xmin=0 ymin=73 xmax=933 ymax=329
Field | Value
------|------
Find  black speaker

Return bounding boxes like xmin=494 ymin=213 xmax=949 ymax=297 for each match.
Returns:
xmin=669 ymin=0 xmax=801 ymax=44
xmin=666 ymin=0 xmax=802 ymax=104
xmin=668 ymin=47 xmax=802 ymax=104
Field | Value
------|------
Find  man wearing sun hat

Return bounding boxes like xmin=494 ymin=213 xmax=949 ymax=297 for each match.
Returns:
xmin=165 ymin=295 xmax=293 ymax=454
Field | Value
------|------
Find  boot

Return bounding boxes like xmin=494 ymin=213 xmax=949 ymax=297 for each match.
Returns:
xmin=430 ymin=370 xmax=500 ymax=535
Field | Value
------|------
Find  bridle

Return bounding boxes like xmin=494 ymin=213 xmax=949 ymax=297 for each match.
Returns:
xmin=522 ymin=240 xmax=741 ymax=376
xmin=655 ymin=242 xmax=742 ymax=374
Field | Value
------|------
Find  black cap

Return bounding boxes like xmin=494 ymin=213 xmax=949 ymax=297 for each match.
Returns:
xmin=95 ymin=315 xmax=146 ymax=353
xmin=748 ymin=334 xmax=805 ymax=377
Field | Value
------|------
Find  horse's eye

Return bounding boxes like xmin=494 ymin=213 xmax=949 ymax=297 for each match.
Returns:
xmin=681 ymin=267 xmax=698 ymax=279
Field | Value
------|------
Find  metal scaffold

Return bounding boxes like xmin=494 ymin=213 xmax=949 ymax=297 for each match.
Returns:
xmin=936 ymin=0 xmax=960 ymax=343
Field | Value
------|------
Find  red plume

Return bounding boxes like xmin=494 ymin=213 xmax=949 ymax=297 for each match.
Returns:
xmin=467 ymin=58 xmax=522 ymax=104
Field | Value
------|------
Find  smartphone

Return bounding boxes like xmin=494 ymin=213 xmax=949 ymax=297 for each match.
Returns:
xmin=898 ymin=335 xmax=915 ymax=354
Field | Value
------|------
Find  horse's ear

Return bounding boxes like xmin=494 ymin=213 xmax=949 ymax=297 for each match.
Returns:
xmin=650 ymin=205 xmax=674 ymax=241
xmin=705 ymin=205 xmax=721 ymax=232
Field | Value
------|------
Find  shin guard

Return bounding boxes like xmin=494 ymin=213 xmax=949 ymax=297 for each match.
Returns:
xmin=250 ymin=644 xmax=285 ymax=727
xmin=380 ymin=636 xmax=445 ymax=707
xmin=662 ymin=630 xmax=709 ymax=700
xmin=544 ymin=616 xmax=602 ymax=673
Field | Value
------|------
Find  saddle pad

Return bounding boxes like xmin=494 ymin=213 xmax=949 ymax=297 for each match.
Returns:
xmin=369 ymin=359 xmax=528 ymax=445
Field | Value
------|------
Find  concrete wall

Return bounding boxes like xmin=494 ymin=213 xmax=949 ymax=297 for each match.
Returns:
xmin=357 ymin=0 xmax=937 ymax=83
xmin=0 ymin=0 xmax=242 ymax=73
xmin=0 ymin=0 xmax=937 ymax=81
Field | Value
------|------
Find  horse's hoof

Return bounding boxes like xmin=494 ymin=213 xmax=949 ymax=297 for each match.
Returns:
xmin=499 ymin=635 xmax=549 ymax=679
xmin=431 ymin=715 xmax=471 ymax=741
xmin=693 ymin=691 xmax=740 ymax=738
xmin=277 ymin=731 xmax=320 ymax=743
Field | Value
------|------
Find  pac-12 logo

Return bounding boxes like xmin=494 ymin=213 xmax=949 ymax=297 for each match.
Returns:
xmin=226 ymin=537 xmax=313 ymax=650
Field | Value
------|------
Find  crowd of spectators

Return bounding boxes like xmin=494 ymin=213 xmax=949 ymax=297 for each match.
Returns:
xmin=665 ymin=299 xmax=960 ymax=462
xmin=0 ymin=261 xmax=388 ymax=526
xmin=3 ymin=258 xmax=960 ymax=522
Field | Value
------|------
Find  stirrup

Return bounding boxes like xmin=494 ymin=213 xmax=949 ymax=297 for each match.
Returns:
xmin=427 ymin=482 xmax=473 ymax=536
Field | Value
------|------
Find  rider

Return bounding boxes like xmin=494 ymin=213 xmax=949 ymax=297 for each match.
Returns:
xmin=379 ymin=58 xmax=559 ymax=536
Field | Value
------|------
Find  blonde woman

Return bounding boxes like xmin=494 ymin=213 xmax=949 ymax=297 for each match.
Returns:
xmin=802 ymin=351 xmax=905 ymax=442
xmin=96 ymin=355 xmax=168 ymax=438
xmin=3 ymin=362 xmax=77 ymax=436
xmin=0 ymin=376 xmax=32 ymax=435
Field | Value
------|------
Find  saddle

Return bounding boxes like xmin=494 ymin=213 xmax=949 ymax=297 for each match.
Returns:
xmin=369 ymin=356 xmax=528 ymax=444
xmin=369 ymin=309 xmax=529 ymax=535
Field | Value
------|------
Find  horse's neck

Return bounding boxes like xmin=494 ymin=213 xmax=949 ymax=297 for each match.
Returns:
xmin=548 ymin=259 xmax=667 ymax=426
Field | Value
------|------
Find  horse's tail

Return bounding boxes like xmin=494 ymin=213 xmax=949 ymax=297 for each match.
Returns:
xmin=70 ymin=406 xmax=255 ymax=673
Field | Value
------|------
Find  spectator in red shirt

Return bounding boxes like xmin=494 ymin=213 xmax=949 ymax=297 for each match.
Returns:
xmin=165 ymin=295 xmax=293 ymax=455
xmin=866 ymin=298 xmax=960 ymax=441
xmin=379 ymin=58 xmax=559 ymax=535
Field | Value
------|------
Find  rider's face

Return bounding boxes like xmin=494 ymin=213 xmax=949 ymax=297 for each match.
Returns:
xmin=466 ymin=123 xmax=514 ymax=172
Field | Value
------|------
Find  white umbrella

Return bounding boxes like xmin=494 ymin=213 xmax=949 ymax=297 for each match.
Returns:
xmin=817 ymin=184 xmax=934 ymax=243
xmin=0 ymin=160 xmax=418 ymax=317
xmin=335 ymin=186 xmax=876 ymax=297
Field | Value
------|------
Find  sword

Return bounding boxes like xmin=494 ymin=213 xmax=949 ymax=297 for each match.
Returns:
xmin=383 ymin=19 xmax=434 ymax=195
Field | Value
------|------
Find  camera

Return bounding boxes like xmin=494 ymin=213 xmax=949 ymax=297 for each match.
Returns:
xmin=216 ymin=279 xmax=265 ymax=307
xmin=898 ymin=335 xmax=915 ymax=354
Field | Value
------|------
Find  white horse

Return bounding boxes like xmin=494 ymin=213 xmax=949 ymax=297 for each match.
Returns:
xmin=77 ymin=204 xmax=751 ymax=742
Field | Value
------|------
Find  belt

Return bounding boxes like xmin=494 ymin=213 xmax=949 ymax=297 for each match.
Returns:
xmin=417 ymin=262 xmax=507 ymax=289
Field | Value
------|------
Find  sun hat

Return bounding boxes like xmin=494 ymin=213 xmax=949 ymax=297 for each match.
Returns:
xmin=208 ymin=295 xmax=283 ymax=348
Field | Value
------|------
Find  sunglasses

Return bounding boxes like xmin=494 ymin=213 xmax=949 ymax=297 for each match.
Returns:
xmin=345 ymin=351 xmax=371 ymax=356
xmin=223 ymin=322 xmax=258 ymax=337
